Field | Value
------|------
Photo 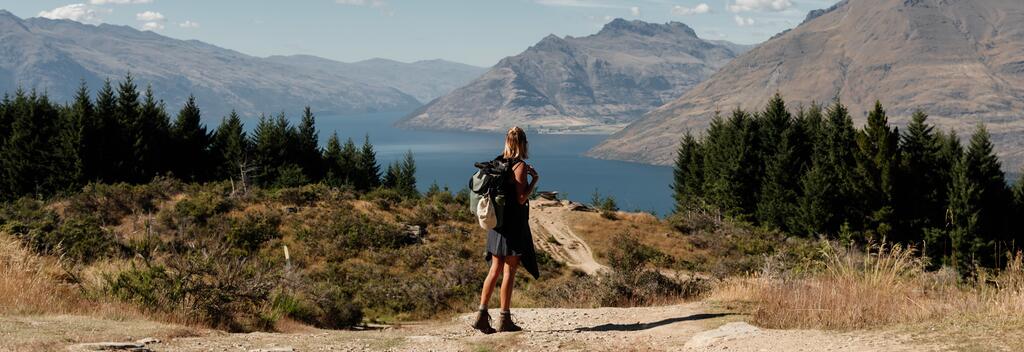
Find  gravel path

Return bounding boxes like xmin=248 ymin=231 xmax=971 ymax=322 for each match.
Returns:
xmin=3 ymin=303 xmax=938 ymax=351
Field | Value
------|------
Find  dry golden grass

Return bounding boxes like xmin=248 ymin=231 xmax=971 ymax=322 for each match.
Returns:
xmin=567 ymin=209 xmax=692 ymax=262
xmin=0 ymin=234 xmax=163 ymax=323
xmin=0 ymin=234 xmax=80 ymax=315
xmin=711 ymin=241 xmax=1024 ymax=334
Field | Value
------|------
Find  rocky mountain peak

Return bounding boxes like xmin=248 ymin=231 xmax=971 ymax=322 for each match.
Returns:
xmin=0 ymin=9 xmax=27 ymax=30
xmin=802 ymin=0 xmax=848 ymax=25
xmin=399 ymin=18 xmax=745 ymax=134
xmin=598 ymin=18 xmax=697 ymax=38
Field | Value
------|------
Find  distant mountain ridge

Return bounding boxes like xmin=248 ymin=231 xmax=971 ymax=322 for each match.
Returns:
xmin=398 ymin=18 xmax=752 ymax=134
xmin=589 ymin=0 xmax=1024 ymax=169
xmin=265 ymin=55 xmax=485 ymax=104
xmin=0 ymin=10 xmax=482 ymax=120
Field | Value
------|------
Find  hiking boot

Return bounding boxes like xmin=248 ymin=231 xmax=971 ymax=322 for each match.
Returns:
xmin=472 ymin=309 xmax=496 ymax=334
xmin=497 ymin=312 xmax=522 ymax=332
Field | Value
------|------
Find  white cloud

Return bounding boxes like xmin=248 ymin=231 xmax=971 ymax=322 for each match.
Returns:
xmin=734 ymin=14 xmax=755 ymax=26
xmin=727 ymin=0 xmax=793 ymax=13
xmin=178 ymin=20 xmax=200 ymax=28
xmin=38 ymin=3 xmax=104 ymax=23
xmin=671 ymin=3 xmax=710 ymax=16
xmin=336 ymin=0 xmax=386 ymax=7
xmin=141 ymin=21 xmax=164 ymax=30
xmin=630 ymin=6 xmax=640 ymax=16
xmin=135 ymin=11 xmax=165 ymax=22
xmin=90 ymin=0 xmax=152 ymax=4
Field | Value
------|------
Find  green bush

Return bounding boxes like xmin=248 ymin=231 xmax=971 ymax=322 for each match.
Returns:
xmin=1 ymin=198 xmax=117 ymax=263
xmin=274 ymin=164 xmax=310 ymax=188
xmin=311 ymin=286 xmax=364 ymax=328
xmin=364 ymin=187 xmax=404 ymax=210
xmin=65 ymin=179 xmax=182 ymax=225
xmin=227 ymin=211 xmax=282 ymax=252
xmin=274 ymin=183 xmax=330 ymax=207
xmin=165 ymin=190 xmax=233 ymax=227
xmin=106 ymin=249 xmax=278 ymax=332
xmin=271 ymin=291 xmax=320 ymax=325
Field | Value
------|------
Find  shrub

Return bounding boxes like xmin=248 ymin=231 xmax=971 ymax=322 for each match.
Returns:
xmin=1 ymin=199 xmax=117 ymax=263
xmin=65 ymin=179 xmax=182 ymax=225
xmin=227 ymin=211 xmax=282 ymax=252
xmin=364 ymin=187 xmax=404 ymax=210
xmin=311 ymin=285 xmax=364 ymax=328
xmin=274 ymin=183 xmax=329 ymax=207
xmin=106 ymin=248 xmax=278 ymax=332
xmin=164 ymin=190 xmax=233 ymax=227
xmin=274 ymin=164 xmax=309 ymax=188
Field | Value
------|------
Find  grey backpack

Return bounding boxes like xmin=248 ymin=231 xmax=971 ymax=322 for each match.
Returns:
xmin=469 ymin=158 xmax=513 ymax=229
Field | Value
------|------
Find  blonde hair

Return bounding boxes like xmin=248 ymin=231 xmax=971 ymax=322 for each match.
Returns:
xmin=503 ymin=126 xmax=529 ymax=160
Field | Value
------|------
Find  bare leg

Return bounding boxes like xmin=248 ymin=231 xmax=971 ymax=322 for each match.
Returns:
xmin=480 ymin=255 xmax=505 ymax=307
xmin=499 ymin=256 xmax=520 ymax=311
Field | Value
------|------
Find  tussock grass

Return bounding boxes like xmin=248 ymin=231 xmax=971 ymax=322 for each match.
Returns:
xmin=715 ymin=241 xmax=1024 ymax=331
xmin=0 ymin=234 xmax=78 ymax=314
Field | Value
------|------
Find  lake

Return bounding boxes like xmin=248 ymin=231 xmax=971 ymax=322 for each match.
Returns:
xmin=310 ymin=111 xmax=674 ymax=216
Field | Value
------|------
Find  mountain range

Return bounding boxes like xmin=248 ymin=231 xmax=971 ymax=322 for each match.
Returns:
xmin=0 ymin=10 xmax=483 ymax=120
xmin=588 ymin=0 xmax=1024 ymax=169
xmin=398 ymin=19 xmax=751 ymax=134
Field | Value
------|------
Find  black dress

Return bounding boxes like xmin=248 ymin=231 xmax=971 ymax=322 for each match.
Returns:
xmin=484 ymin=157 xmax=540 ymax=279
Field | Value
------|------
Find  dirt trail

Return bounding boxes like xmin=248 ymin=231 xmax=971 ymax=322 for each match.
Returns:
xmin=528 ymin=199 xmax=608 ymax=275
xmin=3 ymin=303 xmax=936 ymax=352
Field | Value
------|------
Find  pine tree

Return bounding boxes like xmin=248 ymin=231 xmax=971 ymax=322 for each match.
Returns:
xmin=252 ymin=113 xmax=293 ymax=186
xmin=355 ymin=134 xmax=381 ymax=191
xmin=340 ymin=137 xmax=359 ymax=185
xmin=855 ymin=101 xmax=900 ymax=239
xmin=755 ymin=95 xmax=807 ymax=231
xmin=702 ymin=109 xmax=761 ymax=219
xmin=897 ymin=111 xmax=946 ymax=247
xmin=382 ymin=161 xmax=399 ymax=189
xmin=211 ymin=110 xmax=251 ymax=181
xmin=0 ymin=91 xmax=67 ymax=198
xmin=131 ymin=86 xmax=172 ymax=182
xmin=0 ymin=94 xmax=10 ymax=147
xmin=948 ymin=124 xmax=1011 ymax=272
xmin=92 ymin=79 xmax=119 ymax=182
xmin=798 ymin=100 xmax=859 ymax=236
xmin=397 ymin=150 xmax=418 ymax=198
xmin=61 ymin=81 xmax=92 ymax=188
xmin=295 ymin=106 xmax=323 ymax=181
xmin=170 ymin=95 xmax=211 ymax=181
xmin=323 ymin=132 xmax=345 ymax=186
xmin=672 ymin=132 xmax=703 ymax=213
xmin=114 ymin=74 xmax=142 ymax=181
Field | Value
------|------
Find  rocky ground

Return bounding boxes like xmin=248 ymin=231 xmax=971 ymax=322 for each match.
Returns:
xmin=1 ymin=302 xmax=941 ymax=352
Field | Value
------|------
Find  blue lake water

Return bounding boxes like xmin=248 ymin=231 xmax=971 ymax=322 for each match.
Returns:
xmin=308 ymin=111 xmax=674 ymax=216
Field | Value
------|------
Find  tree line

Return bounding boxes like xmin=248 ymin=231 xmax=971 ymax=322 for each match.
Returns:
xmin=0 ymin=75 xmax=418 ymax=200
xmin=672 ymin=94 xmax=1023 ymax=273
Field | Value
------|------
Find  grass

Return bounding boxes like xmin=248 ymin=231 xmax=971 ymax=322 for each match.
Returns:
xmin=710 ymin=239 xmax=1024 ymax=345
xmin=567 ymin=208 xmax=690 ymax=263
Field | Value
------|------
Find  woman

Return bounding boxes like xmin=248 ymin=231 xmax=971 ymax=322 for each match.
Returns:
xmin=473 ymin=126 xmax=540 ymax=334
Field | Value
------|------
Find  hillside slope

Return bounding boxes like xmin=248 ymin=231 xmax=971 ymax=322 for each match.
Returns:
xmin=588 ymin=0 xmax=1024 ymax=168
xmin=0 ymin=11 xmax=430 ymax=119
xmin=265 ymin=56 xmax=486 ymax=104
xmin=398 ymin=19 xmax=751 ymax=134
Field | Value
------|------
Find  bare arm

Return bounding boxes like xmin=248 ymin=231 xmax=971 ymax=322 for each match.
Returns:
xmin=512 ymin=162 xmax=538 ymax=205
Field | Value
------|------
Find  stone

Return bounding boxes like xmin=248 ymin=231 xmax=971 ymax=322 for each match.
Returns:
xmin=69 ymin=342 xmax=151 ymax=351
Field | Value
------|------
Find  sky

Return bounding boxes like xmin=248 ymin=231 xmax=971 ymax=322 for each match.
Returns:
xmin=3 ymin=0 xmax=839 ymax=67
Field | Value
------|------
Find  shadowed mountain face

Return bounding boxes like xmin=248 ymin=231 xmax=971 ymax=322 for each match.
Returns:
xmin=589 ymin=0 xmax=1024 ymax=169
xmin=0 ymin=11 xmax=481 ymax=120
xmin=398 ymin=18 xmax=751 ymax=134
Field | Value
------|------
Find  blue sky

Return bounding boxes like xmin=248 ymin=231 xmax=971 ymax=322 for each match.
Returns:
xmin=4 ymin=0 xmax=839 ymax=67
